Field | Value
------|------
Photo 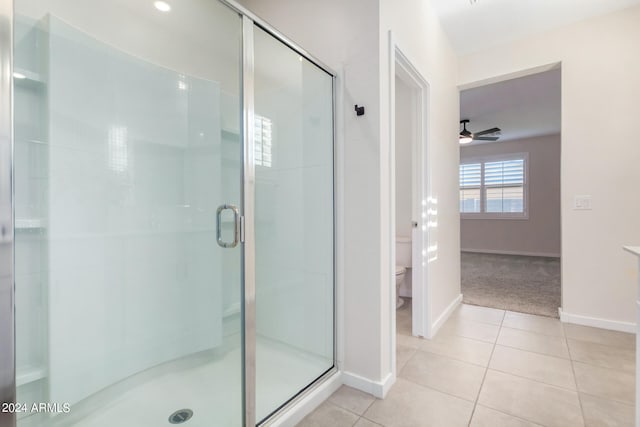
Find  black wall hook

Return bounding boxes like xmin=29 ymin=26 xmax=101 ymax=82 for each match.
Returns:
xmin=354 ymin=105 xmax=365 ymax=116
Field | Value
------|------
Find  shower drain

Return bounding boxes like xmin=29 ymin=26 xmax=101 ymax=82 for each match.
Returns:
xmin=168 ymin=409 xmax=193 ymax=424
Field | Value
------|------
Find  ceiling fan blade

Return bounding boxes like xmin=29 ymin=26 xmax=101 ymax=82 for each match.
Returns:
xmin=473 ymin=127 xmax=501 ymax=137
xmin=474 ymin=136 xmax=499 ymax=141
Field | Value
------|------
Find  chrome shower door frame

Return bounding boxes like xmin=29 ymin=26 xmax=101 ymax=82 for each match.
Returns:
xmin=0 ymin=0 xmax=15 ymax=424
xmin=231 ymin=3 xmax=338 ymax=424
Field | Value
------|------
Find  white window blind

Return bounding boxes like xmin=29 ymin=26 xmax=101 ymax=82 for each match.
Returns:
xmin=459 ymin=155 xmax=527 ymax=217
xmin=484 ymin=159 xmax=524 ymax=213
xmin=255 ymin=115 xmax=272 ymax=167
xmin=459 ymin=163 xmax=481 ymax=213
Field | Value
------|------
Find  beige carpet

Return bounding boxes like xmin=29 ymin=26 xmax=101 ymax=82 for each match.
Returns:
xmin=461 ymin=252 xmax=561 ymax=318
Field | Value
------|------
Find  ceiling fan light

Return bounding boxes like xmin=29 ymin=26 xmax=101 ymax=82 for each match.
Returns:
xmin=459 ymin=135 xmax=473 ymax=144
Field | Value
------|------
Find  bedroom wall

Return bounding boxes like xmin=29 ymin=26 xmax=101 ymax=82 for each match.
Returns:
xmin=460 ymin=134 xmax=561 ymax=257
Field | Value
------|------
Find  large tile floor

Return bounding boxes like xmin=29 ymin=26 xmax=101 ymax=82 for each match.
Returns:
xmin=299 ymin=301 xmax=636 ymax=426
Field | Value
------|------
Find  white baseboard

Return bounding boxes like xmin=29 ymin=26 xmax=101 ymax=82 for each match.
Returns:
xmin=462 ymin=248 xmax=561 ymax=258
xmin=342 ymin=371 xmax=395 ymax=399
xmin=431 ymin=294 xmax=463 ymax=337
xmin=559 ymin=309 xmax=636 ymax=334
xmin=271 ymin=371 xmax=343 ymax=427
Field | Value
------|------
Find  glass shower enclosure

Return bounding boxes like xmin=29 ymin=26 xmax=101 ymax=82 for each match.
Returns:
xmin=0 ymin=0 xmax=335 ymax=426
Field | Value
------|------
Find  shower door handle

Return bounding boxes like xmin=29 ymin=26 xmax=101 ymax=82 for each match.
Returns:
xmin=216 ymin=204 xmax=240 ymax=248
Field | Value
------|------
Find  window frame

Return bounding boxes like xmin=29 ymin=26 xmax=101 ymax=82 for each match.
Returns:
xmin=460 ymin=152 xmax=529 ymax=220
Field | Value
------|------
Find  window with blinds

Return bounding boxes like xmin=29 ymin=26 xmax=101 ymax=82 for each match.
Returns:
xmin=459 ymin=154 xmax=527 ymax=217
xmin=255 ymin=114 xmax=273 ymax=167
xmin=459 ymin=163 xmax=481 ymax=213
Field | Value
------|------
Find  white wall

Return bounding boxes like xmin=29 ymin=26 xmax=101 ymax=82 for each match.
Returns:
xmin=459 ymin=6 xmax=640 ymax=326
xmin=380 ymin=0 xmax=461 ymax=341
xmin=395 ymin=77 xmax=413 ymax=239
xmin=461 ymin=134 xmax=561 ymax=257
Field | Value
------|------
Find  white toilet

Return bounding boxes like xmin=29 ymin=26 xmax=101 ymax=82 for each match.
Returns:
xmin=396 ymin=236 xmax=412 ymax=309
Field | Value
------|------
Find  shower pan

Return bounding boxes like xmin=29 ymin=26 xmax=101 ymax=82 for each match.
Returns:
xmin=0 ymin=0 xmax=336 ymax=426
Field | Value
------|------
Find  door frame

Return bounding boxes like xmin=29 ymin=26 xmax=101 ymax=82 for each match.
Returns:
xmin=231 ymin=5 xmax=340 ymax=425
xmin=388 ymin=30 xmax=432 ymax=373
xmin=457 ymin=62 xmax=563 ymax=320
xmin=0 ymin=0 xmax=15 ymax=425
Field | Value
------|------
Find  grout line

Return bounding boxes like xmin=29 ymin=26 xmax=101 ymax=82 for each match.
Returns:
xmin=499 ymin=324 xmax=565 ymax=339
xmin=566 ymin=323 xmax=587 ymax=425
xmin=440 ymin=323 xmax=500 ymax=345
xmin=334 ymin=378 xmax=386 ymax=422
xmin=565 ymin=335 xmax=635 ymax=351
xmin=504 ymin=309 xmax=561 ymax=320
xmin=360 ymin=415 xmax=385 ymax=426
xmin=485 ymin=367 xmax=578 ymax=393
xmin=334 ymin=404 xmax=367 ymax=419
xmin=472 ymin=404 xmax=547 ymax=427
xmin=454 ymin=311 xmax=505 ymax=327
xmin=398 ymin=375 xmax=478 ymax=404
xmin=415 ymin=347 xmax=490 ymax=368
xmin=449 ymin=315 xmax=504 ymax=329
xmin=364 ymin=416 xmax=385 ymax=426
xmin=396 ymin=340 xmax=420 ymax=375
xmin=563 ymin=351 xmax=635 ymax=376
xmin=329 ymin=394 xmax=378 ymax=419
xmin=320 ymin=400 xmax=365 ymax=422
xmin=467 ymin=310 xmax=503 ymax=426
xmin=362 ymin=397 xmax=378 ymax=414
xmin=578 ymin=390 xmax=636 ymax=407
xmin=439 ymin=330 xmax=498 ymax=346
xmin=492 ymin=342 xmax=571 ymax=361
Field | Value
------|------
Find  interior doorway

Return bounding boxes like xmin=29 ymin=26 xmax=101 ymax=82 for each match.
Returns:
xmin=394 ymin=74 xmax=417 ymax=336
xmin=389 ymin=36 xmax=432 ymax=373
xmin=458 ymin=66 xmax=562 ymax=318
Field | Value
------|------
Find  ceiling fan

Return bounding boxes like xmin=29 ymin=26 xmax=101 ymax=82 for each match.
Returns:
xmin=459 ymin=119 xmax=501 ymax=144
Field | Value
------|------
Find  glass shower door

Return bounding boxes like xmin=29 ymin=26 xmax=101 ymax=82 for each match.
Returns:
xmin=13 ymin=1 xmax=245 ymax=426
xmin=252 ymin=26 xmax=335 ymax=422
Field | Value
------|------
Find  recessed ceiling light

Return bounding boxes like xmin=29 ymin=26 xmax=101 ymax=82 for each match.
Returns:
xmin=154 ymin=1 xmax=171 ymax=12
xmin=13 ymin=72 xmax=26 ymax=79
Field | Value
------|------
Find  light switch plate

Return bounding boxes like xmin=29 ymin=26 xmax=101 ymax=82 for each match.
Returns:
xmin=574 ymin=195 xmax=592 ymax=210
